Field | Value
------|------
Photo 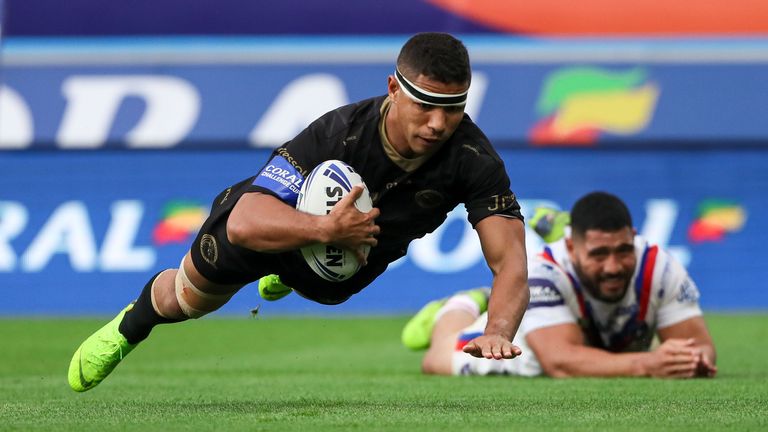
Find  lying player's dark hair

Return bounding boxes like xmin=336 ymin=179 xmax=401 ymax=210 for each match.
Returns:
xmin=397 ymin=32 xmax=471 ymax=85
xmin=571 ymin=191 xmax=633 ymax=238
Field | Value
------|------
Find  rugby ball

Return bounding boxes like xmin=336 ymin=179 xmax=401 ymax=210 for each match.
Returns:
xmin=296 ymin=160 xmax=372 ymax=282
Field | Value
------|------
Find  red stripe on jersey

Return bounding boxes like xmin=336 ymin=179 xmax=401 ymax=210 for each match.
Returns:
xmin=638 ymin=246 xmax=659 ymax=321
xmin=540 ymin=248 xmax=556 ymax=264
xmin=455 ymin=331 xmax=484 ymax=351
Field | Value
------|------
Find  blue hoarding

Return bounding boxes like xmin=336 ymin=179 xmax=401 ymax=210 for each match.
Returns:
xmin=2 ymin=37 xmax=768 ymax=149
xmin=1 ymin=148 xmax=765 ymax=315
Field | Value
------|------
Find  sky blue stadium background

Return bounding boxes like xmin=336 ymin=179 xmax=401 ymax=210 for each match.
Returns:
xmin=1 ymin=0 xmax=766 ymax=314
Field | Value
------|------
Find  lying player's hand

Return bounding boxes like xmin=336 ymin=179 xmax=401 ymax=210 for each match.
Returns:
xmin=325 ymin=186 xmax=380 ymax=264
xmin=694 ymin=352 xmax=717 ymax=378
xmin=646 ymin=338 xmax=703 ymax=379
xmin=462 ymin=334 xmax=522 ymax=360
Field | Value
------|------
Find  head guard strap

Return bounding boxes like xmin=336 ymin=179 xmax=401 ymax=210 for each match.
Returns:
xmin=394 ymin=69 xmax=467 ymax=107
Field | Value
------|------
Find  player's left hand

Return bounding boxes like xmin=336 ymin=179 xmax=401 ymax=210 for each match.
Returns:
xmin=462 ymin=334 xmax=522 ymax=360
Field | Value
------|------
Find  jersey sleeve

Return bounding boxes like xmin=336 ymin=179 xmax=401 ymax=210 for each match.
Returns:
xmin=655 ymin=251 xmax=704 ymax=329
xmin=461 ymin=152 xmax=523 ymax=227
xmin=248 ymin=111 xmax=345 ymax=206
xmin=249 ymin=153 xmax=308 ymax=207
xmin=520 ymin=259 xmax=579 ymax=335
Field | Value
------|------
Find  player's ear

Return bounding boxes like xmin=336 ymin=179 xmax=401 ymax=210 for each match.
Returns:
xmin=387 ymin=75 xmax=399 ymax=101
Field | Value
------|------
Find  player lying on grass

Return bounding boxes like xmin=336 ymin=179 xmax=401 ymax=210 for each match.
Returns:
xmin=67 ymin=32 xmax=528 ymax=392
xmin=402 ymin=192 xmax=717 ymax=378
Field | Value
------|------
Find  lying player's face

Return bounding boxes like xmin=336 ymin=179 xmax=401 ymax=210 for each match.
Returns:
xmin=568 ymin=227 xmax=637 ymax=303
xmin=387 ymin=74 xmax=467 ymax=158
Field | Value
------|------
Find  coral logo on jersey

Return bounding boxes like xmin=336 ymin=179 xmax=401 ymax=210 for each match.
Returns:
xmin=529 ymin=67 xmax=659 ymax=145
xmin=252 ymin=155 xmax=305 ymax=206
xmin=153 ymin=201 xmax=208 ymax=245
xmin=688 ymin=199 xmax=747 ymax=243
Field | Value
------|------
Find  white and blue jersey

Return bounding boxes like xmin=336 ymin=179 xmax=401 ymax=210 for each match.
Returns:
xmin=453 ymin=236 xmax=703 ymax=376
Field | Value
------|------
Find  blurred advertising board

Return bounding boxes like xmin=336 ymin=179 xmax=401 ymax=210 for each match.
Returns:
xmin=2 ymin=37 xmax=767 ymax=149
xmin=1 ymin=149 xmax=764 ymax=315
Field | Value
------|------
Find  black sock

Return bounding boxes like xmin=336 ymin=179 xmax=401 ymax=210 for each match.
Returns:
xmin=119 ymin=271 xmax=185 ymax=344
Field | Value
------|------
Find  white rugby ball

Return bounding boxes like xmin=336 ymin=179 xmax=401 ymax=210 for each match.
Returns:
xmin=296 ymin=160 xmax=372 ymax=282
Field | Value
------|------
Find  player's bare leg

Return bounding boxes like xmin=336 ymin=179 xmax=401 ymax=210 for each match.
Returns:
xmin=420 ymin=309 xmax=477 ymax=375
xmin=401 ymin=288 xmax=489 ymax=351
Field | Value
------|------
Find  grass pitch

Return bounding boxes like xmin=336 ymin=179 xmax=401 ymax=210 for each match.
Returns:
xmin=1 ymin=313 xmax=766 ymax=431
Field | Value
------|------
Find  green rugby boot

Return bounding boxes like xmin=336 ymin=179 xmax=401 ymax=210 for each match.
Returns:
xmin=68 ymin=304 xmax=137 ymax=392
xmin=258 ymin=274 xmax=293 ymax=301
xmin=530 ymin=207 xmax=571 ymax=244
xmin=401 ymin=288 xmax=490 ymax=351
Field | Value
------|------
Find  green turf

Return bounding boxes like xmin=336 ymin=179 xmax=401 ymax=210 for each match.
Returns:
xmin=1 ymin=313 xmax=766 ymax=431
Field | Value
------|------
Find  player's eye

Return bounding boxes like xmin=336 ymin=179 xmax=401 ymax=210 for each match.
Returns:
xmin=419 ymin=103 xmax=434 ymax=111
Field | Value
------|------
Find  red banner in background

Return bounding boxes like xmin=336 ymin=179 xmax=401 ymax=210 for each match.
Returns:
xmin=428 ymin=0 xmax=768 ymax=35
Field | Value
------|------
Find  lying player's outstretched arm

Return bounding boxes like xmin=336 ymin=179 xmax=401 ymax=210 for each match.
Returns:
xmin=527 ymin=321 xmax=716 ymax=378
xmin=462 ymin=216 xmax=528 ymax=360
xmin=227 ymin=188 xmax=380 ymax=263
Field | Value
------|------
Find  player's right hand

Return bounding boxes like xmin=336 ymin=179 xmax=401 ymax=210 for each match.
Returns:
xmin=325 ymin=186 xmax=381 ymax=264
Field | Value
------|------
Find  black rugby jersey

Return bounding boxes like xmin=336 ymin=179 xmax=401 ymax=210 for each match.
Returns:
xmin=246 ymin=96 xmax=523 ymax=302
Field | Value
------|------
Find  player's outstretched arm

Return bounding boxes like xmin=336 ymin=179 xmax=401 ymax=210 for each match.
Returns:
xmin=526 ymin=323 xmax=714 ymax=378
xmin=527 ymin=324 xmax=657 ymax=378
xmin=462 ymin=216 xmax=528 ymax=360
xmin=227 ymin=189 xmax=380 ymax=259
